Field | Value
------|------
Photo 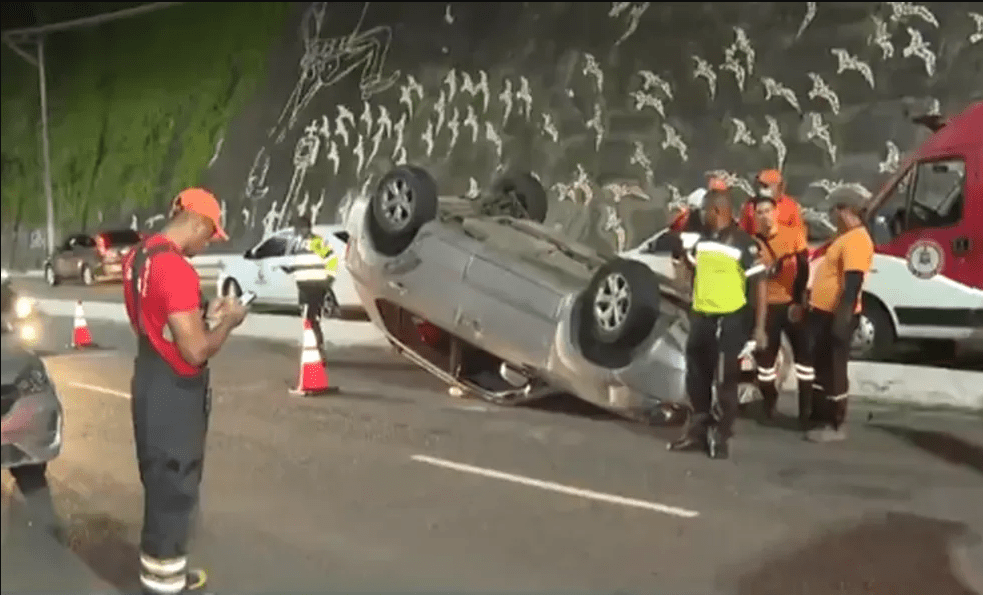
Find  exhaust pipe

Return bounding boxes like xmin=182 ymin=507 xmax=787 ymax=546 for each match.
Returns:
xmin=499 ymin=362 xmax=528 ymax=388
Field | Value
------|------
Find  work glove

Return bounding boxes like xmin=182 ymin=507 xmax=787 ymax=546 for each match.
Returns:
xmin=738 ymin=340 xmax=757 ymax=360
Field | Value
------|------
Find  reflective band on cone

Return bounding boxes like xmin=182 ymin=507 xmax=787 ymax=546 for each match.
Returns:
xmin=290 ymin=308 xmax=335 ymax=396
xmin=71 ymin=300 xmax=94 ymax=348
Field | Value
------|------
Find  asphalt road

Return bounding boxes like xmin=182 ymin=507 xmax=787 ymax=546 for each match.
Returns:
xmin=2 ymin=313 xmax=982 ymax=594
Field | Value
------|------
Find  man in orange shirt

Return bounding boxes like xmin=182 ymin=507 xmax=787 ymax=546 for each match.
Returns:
xmin=806 ymin=188 xmax=874 ymax=442
xmin=739 ymin=169 xmax=805 ymax=238
xmin=750 ymin=195 xmax=813 ymax=426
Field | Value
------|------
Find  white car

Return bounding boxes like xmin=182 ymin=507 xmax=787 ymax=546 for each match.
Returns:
xmin=214 ymin=224 xmax=361 ymax=316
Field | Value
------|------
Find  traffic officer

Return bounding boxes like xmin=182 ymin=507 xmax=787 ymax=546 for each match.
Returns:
xmin=669 ymin=189 xmax=768 ymax=459
xmin=290 ymin=215 xmax=340 ymax=356
xmin=805 ymin=187 xmax=874 ymax=442
xmin=123 ymin=188 xmax=248 ymax=594
xmin=750 ymin=195 xmax=814 ymax=426
xmin=739 ymin=169 xmax=806 ymax=237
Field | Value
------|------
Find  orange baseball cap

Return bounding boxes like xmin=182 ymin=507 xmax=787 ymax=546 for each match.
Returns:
xmin=173 ymin=188 xmax=228 ymax=241
xmin=756 ymin=169 xmax=783 ymax=185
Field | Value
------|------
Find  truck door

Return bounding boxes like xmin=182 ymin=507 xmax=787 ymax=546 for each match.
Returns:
xmin=868 ymin=155 xmax=983 ymax=339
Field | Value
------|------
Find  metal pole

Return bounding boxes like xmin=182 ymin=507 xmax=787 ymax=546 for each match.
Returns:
xmin=36 ymin=37 xmax=56 ymax=255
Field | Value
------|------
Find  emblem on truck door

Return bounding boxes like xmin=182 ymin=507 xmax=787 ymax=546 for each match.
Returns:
xmin=906 ymin=239 xmax=944 ymax=279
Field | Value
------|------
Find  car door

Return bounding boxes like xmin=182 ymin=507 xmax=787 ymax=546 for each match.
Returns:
xmin=245 ymin=234 xmax=290 ymax=301
xmin=52 ymin=238 xmax=75 ymax=277
xmin=255 ymin=233 xmax=294 ymax=304
xmin=867 ymin=155 xmax=981 ymax=338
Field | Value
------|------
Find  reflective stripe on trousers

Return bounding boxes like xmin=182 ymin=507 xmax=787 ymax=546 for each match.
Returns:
xmin=131 ymin=336 xmax=210 ymax=593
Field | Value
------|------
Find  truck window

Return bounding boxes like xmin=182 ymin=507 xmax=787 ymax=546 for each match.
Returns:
xmin=907 ymin=158 xmax=965 ymax=231
xmin=869 ymin=167 xmax=914 ymax=246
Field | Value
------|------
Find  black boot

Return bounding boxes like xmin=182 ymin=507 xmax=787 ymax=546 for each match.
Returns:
xmin=707 ymin=426 xmax=729 ymax=460
xmin=797 ymin=380 xmax=814 ymax=430
xmin=759 ymin=384 xmax=778 ymax=419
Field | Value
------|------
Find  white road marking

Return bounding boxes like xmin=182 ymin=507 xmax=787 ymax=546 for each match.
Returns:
xmin=66 ymin=381 xmax=130 ymax=399
xmin=410 ymin=454 xmax=700 ymax=518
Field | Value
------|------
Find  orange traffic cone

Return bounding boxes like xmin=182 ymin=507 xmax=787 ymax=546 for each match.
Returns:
xmin=71 ymin=300 xmax=96 ymax=349
xmin=289 ymin=307 xmax=336 ymax=396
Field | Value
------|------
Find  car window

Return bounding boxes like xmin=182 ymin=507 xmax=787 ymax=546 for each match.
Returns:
xmin=100 ymin=230 xmax=141 ymax=245
xmin=252 ymin=236 xmax=289 ymax=259
xmin=868 ymin=166 xmax=914 ymax=246
xmin=74 ymin=235 xmax=96 ymax=248
xmin=286 ymin=232 xmax=312 ymax=255
xmin=907 ymin=158 xmax=965 ymax=230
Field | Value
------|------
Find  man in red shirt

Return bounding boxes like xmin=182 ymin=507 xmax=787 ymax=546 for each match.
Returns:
xmin=739 ymin=169 xmax=806 ymax=238
xmin=123 ymin=188 xmax=247 ymax=594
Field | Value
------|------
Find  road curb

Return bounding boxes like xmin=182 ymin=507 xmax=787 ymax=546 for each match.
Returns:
xmin=779 ymin=361 xmax=983 ymax=411
xmin=34 ymin=297 xmax=389 ymax=350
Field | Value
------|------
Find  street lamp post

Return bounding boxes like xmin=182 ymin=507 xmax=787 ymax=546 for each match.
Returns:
xmin=36 ymin=37 xmax=56 ymax=256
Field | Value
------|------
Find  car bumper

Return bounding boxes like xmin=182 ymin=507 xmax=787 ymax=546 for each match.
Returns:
xmin=98 ymin=262 xmax=124 ymax=280
xmin=1 ymin=390 xmax=63 ymax=469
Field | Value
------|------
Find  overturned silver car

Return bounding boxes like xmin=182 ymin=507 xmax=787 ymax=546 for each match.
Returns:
xmin=346 ymin=166 xmax=689 ymax=421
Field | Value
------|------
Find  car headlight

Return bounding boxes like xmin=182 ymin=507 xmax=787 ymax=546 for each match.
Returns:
xmin=14 ymin=296 xmax=35 ymax=319
xmin=15 ymin=361 xmax=53 ymax=396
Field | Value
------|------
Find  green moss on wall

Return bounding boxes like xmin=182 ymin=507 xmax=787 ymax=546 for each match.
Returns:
xmin=1 ymin=2 xmax=292 ymax=230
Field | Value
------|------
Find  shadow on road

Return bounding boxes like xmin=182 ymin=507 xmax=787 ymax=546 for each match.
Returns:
xmin=63 ymin=512 xmax=141 ymax=592
xmin=730 ymin=512 xmax=978 ymax=595
xmin=870 ymin=424 xmax=983 ymax=476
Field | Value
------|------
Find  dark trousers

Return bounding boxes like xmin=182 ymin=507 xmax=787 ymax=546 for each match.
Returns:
xmin=131 ymin=338 xmax=210 ymax=592
xmin=756 ymin=303 xmax=814 ymax=418
xmin=808 ymin=309 xmax=856 ymax=429
xmin=685 ymin=310 xmax=749 ymax=440
xmin=9 ymin=463 xmax=59 ymax=536
xmin=297 ymin=279 xmax=332 ymax=351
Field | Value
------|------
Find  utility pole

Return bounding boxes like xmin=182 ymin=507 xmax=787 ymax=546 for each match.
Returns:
xmin=36 ymin=37 xmax=56 ymax=256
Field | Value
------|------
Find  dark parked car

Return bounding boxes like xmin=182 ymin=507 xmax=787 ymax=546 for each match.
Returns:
xmin=44 ymin=229 xmax=143 ymax=286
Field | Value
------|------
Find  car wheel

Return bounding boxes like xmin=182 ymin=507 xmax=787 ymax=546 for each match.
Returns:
xmin=586 ymin=258 xmax=660 ymax=348
xmin=851 ymin=297 xmax=895 ymax=361
xmin=491 ymin=172 xmax=548 ymax=223
xmin=322 ymin=287 xmax=340 ymax=319
xmin=222 ymin=278 xmax=243 ymax=298
xmin=81 ymin=265 xmax=95 ymax=286
xmin=44 ymin=264 xmax=59 ymax=287
xmin=368 ymin=165 xmax=439 ymax=256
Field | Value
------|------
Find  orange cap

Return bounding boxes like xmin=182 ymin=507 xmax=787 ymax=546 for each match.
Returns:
xmin=756 ymin=169 xmax=783 ymax=185
xmin=708 ymin=177 xmax=729 ymax=191
xmin=173 ymin=188 xmax=228 ymax=241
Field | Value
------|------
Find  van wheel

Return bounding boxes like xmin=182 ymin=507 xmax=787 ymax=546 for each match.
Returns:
xmin=852 ymin=297 xmax=894 ymax=361
xmin=368 ymin=165 xmax=439 ymax=256
xmin=490 ymin=172 xmax=548 ymax=223
xmin=222 ymin=278 xmax=242 ymax=298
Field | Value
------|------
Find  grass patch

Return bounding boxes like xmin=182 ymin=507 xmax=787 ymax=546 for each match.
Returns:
xmin=1 ymin=2 xmax=292 ymax=230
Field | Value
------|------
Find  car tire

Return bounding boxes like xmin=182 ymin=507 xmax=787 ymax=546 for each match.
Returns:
xmin=44 ymin=264 xmax=59 ymax=287
xmin=368 ymin=165 xmax=439 ymax=256
xmin=491 ymin=172 xmax=548 ymax=223
xmin=585 ymin=258 xmax=660 ymax=348
xmin=81 ymin=265 xmax=95 ymax=286
xmin=852 ymin=296 xmax=894 ymax=361
xmin=222 ymin=278 xmax=243 ymax=298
